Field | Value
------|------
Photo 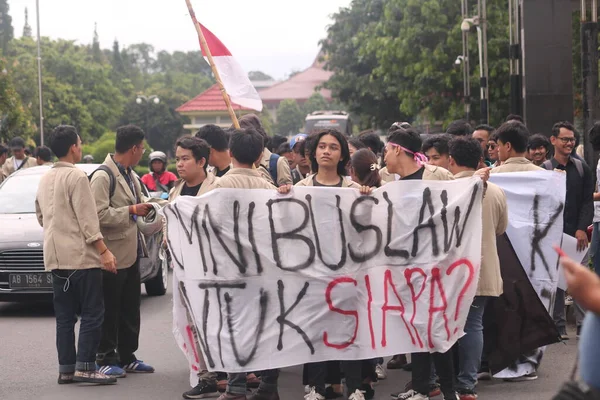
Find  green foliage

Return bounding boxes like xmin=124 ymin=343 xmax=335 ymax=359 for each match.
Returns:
xmin=275 ymin=99 xmax=304 ymax=135
xmin=248 ymin=71 xmax=273 ymax=81
xmin=259 ymin=112 xmax=274 ymax=136
xmin=303 ymin=93 xmax=329 ymax=115
xmin=322 ymin=0 xmax=511 ymax=128
xmin=1 ymin=32 xmax=212 ymax=147
xmin=0 ymin=58 xmax=35 ymax=141
xmin=0 ymin=0 xmax=13 ymax=55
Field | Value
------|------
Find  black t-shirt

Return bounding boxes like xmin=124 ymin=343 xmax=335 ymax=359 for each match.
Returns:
xmin=215 ymin=166 xmax=231 ymax=178
xmin=181 ymin=183 xmax=202 ymax=197
xmin=401 ymin=167 xmax=425 ymax=181
xmin=312 ymin=176 xmax=343 ymax=187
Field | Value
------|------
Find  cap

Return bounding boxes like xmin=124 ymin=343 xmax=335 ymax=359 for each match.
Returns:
xmin=290 ymin=134 xmax=308 ymax=150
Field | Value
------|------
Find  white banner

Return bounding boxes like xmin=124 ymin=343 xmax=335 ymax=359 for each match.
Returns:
xmin=489 ymin=170 xmax=566 ymax=378
xmin=165 ymin=178 xmax=483 ymax=373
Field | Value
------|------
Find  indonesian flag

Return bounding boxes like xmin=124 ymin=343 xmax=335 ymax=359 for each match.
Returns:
xmin=199 ymin=24 xmax=263 ymax=112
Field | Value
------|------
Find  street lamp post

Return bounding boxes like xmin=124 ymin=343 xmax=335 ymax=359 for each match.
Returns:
xmin=462 ymin=6 xmax=489 ymax=125
xmin=136 ymin=95 xmax=160 ymax=143
xmin=455 ymin=55 xmax=471 ymax=122
xmin=35 ymin=0 xmax=44 ymax=146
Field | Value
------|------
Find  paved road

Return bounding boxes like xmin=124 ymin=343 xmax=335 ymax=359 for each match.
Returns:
xmin=0 ymin=274 xmax=578 ymax=400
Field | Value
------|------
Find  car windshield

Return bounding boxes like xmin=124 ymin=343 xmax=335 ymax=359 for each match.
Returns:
xmin=0 ymin=174 xmax=42 ymax=214
xmin=305 ymin=119 xmax=348 ymax=134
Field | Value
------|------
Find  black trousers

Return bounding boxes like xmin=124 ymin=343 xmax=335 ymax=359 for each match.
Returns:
xmin=52 ymin=268 xmax=104 ymax=373
xmin=411 ymin=351 xmax=455 ymax=397
xmin=96 ymin=259 xmax=141 ymax=366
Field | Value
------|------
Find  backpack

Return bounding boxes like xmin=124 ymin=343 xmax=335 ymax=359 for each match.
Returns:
xmin=542 ymin=158 xmax=584 ymax=178
xmin=89 ymin=165 xmax=116 ymax=198
xmin=268 ymin=153 xmax=279 ymax=184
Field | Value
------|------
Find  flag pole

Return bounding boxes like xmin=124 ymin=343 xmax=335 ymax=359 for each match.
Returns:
xmin=184 ymin=0 xmax=240 ymax=129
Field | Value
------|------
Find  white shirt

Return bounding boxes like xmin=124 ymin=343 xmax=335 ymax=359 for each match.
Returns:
xmin=13 ymin=158 xmax=23 ymax=170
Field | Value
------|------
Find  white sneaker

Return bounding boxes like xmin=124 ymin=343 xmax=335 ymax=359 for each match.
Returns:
xmin=349 ymin=389 xmax=366 ymax=400
xmin=304 ymin=385 xmax=311 ymax=394
xmin=376 ymin=363 xmax=387 ymax=380
xmin=396 ymin=389 xmax=429 ymax=400
xmin=304 ymin=387 xmax=326 ymax=400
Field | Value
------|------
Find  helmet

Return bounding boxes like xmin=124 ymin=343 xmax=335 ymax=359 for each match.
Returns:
xmin=136 ymin=203 xmax=164 ymax=236
xmin=83 ymin=155 xmax=94 ymax=163
xmin=148 ymin=151 xmax=167 ymax=173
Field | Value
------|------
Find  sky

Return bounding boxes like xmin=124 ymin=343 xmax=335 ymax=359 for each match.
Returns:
xmin=8 ymin=0 xmax=352 ymax=80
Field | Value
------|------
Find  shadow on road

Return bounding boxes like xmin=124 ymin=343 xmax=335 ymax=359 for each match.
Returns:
xmin=0 ymin=301 xmax=55 ymax=317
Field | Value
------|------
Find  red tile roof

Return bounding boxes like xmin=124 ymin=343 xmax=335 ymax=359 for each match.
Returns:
xmin=176 ymin=84 xmax=253 ymax=113
xmin=258 ymin=66 xmax=333 ymax=104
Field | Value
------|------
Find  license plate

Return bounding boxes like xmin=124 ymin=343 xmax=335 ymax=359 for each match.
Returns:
xmin=9 ymin=273 xmax=53 ymax=289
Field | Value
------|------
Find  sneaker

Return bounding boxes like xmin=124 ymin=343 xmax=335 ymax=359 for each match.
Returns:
xmin=217 ymin=393 xmax=247 ymax=400
xmin=503 ymin=372 xmax=538 ymax=382
xmin=476 ymin=370 xmax=491 ymax=381
xmin=457 ymin=389 xmax=478 ymax=400
xmin=305 ymin=387 xmax=326 ymax=400
xmin=394 ymin=389 xmax=428 ymax=400
xmin=305 ymin=386 xmax=311 ymax=394
xmin=387 ymin=355 xmax=409 ymax=370
xmin=122 ymin=360 xmax=155 ymax=373
xmin=428 ymin=383 xmax=441 ymax=397
xmin=97 ymin=364 xmax=126 ymax=378
xmin=248 ymin=390 xmax=280 ymax=400
xmin=73 ymin=370 xmax=117 ymax=384
xmin=349 ymin=390 xmax=366 ymax=400
xmin=57 ymin=373 xmax=75 ymax=384
xmin=183 ymin=381 xmax=220 ymax=399
xmin=376 ymin=364 xmax=387 ymax=380
xmin=361 ymin=383 xmax=375 ymax=400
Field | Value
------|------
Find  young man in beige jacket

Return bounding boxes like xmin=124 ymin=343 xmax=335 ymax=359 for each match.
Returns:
xmin=448 ymin=137 xmax=508 ymax=400
xmin=1 ymin=136 xmax=37 ymax=179
xmin=490 ymin=121 xmax=543 ymax=174
xmin=90 ymin=125 xmax=156 ymax=377
xmin=216 ymin=127 xmax=278 ymax=400
xmin=35 ymin=125 xmax=117 ymax=385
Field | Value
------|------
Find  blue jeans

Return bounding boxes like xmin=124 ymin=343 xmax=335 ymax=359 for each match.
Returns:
xmin=580 ymin=312 xmax=600 ymax=390
xmin=52 ymin=268 xmax=104 ymax=373
xmin=457 ymin=296 xmax=489 ymax=391
xmin=592 ymin=222 xmax=600 ymax=276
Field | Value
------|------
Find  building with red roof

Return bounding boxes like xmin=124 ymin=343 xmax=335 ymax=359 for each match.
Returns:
xmin=176 ymin=52 xmax=334 ymax=130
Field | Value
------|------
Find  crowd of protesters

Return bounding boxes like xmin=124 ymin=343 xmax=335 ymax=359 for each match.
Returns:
xmin=2 ymin=112 xmax=600 ymax=400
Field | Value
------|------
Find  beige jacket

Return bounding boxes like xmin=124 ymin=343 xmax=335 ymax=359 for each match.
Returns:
xmin=214 ymin=168 xmax=277 ymax=190
xmin=423 ymin=164 xmax=454 ymax=181
xmin=491 ymin=157 xmax=543 ymax=173
xmin=379 ymin=167 xmax=397 ymax=184
xmin=169 ymin=173 xmax=219 ymax=201
xmin=258 ymin=148 xmax=293 ymax=187
xmin=296 ymin=174 xmax=361 ymax=188
xmin=90 ymin=154 xmax=148 ymax=269
xmin=35 ymin=162 xmax=104 ymax=271
xmin=2 ymin=156 xmax=38 ymax=179
xmin=455 ymin=171 xmax=508 ymax=296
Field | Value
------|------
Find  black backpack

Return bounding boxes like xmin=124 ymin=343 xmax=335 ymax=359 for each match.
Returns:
xmin=542 ymin=158 xmax=584 ymax=178
xmin=88 ymin=165 xmax=116 ymax=198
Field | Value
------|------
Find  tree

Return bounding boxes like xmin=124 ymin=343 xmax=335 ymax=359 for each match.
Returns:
xmin=91 ymin=23 xmax=103 ymax=63
xmin=275 ymin=99 xmax=304 ymax=134
xmin=0 ymin=0 xmax=14 ymax=55
xmin=22 ymin=8 xmax=32 ymax=38
xmin=303 ymin=92 xmax=329 ymax=115
xmin=0 ymin=59 xmax=35 ymax=142
xmin=248 ymin=71 xmax=273 ymax=81
xmin=322 ymin=0 xmax=510 ymax=128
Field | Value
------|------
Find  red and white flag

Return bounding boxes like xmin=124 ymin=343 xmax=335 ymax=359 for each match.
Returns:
xmin=199 ymin=24 xmax=263 ymax=112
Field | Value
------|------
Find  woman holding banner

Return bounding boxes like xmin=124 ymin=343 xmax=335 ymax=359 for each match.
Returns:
xmin=278 ymin=129 xmax=368 ymax=400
